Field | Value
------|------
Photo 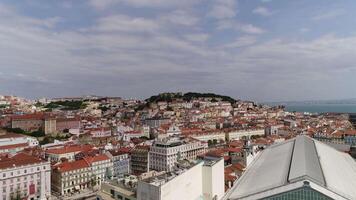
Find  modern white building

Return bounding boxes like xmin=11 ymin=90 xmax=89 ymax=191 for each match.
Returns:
xmin=137 ymin=158 xmax=224 ymax=200
xmin=0 ymin=153 xmax=51 ymax=200
xmin=191 ymin=129 xmax=265 ymax=142
xmin=228 ymin=129 xmax=265 ymax=140
xmin=121 ymin=130 xmax=149 ymax=142
xmin=0 ymin=132 xmax=39 ymax=154
xmin=149 ymin=137 xmax=206 ymax=172
xmin=202 ymin=158 xmax=225 ymax=200
xmin=224 ymin=135 xmax=356 ymax=200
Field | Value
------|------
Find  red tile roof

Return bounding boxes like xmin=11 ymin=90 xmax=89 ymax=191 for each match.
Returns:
xmin=83 ymin=154 xmax=110 ymax=164
xmin=56 ymin=117 xmax=80 ymax=122
xmin=109 ymin=148 xmax=131 ymax=156
xmin=344 ymin=130 xmax=356 ymax=136
xmin=226 ymin=147 xmax=242 ymax=153
xmin=55 ymin=159 xmax=89 ymax=173
xmin=46 ymin=144 xmax=93 ymax=155
xmin=11 ymin=113 xmax=48 ymax=120
xmin=0 ymin=153 xmax=45 ymax=169
xmin=0 ymin=143 xmax=28 ymax=150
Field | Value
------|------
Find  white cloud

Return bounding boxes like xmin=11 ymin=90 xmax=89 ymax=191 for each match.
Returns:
xmin=184 ymin=33 xmax=210 ymax=42
xmin=0 ymin=4 xmax=214 ymax=91
xmin=238 ymin=24 xmax=265 ymax=34
xmin=89 ymin=0 xmax=201 ymax=9
xmin=299 ymin=28 xmax=309 ymax=33
xmin=89 ymin=0 xmax=117 ymax=10
xmin=93 ymin=15 xmax=159 ymax=33
xmin=216 ymin=20 xmax=265 ymax=34
xmin=222 ymin=36 xmax=257 ymax=48
xmin=252 ymin=7 xmax=273 ymax=16
xmin=208 ymin=0 xmax=237 ymax=19
xmin=217 ymin=35 xmax=356 ymax=101
xmin=161 ymin=10 xmax=199 ymax=26
xmin=2 ymin=2 xmax=356 ymax=101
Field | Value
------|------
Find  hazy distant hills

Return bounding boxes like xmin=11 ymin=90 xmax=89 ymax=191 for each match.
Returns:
xmin=266 ymin=98 xmax=356 ymax=106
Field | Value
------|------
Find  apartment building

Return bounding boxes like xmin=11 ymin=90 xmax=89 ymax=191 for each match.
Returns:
xmin=51 ymin=159 xmax=91 ymax=195
xmin=55 ymin=117 xmax=81 ymax=133
xmin=0 ymin=153 xmax=51 ymax=200
xmin=130 ymin=146 xmax=150 ymax=175
xmin=84 ymin=154 xmax=113 ymax=185
xmin=52 ymin=154 xmax=113 ymax=196
xmin=106 ymin=150 xmax=130 ymax=178
xmin=149 ymin=137 xmax=206 ymax=172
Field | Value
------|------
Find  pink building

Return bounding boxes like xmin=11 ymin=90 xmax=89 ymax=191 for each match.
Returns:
xmin=0 ymin=153 xmax=51 ymax=200
xmin=55 ymin=117 xmax=81 ymax=132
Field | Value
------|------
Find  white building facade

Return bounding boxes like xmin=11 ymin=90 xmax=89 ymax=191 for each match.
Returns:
xmin=149 ymin=137 xmax=206 ymax=172
xmin=138 ymin=158 xmax=224 ymax=200
xmin=0 ymin=153 xmax=51 ymax=200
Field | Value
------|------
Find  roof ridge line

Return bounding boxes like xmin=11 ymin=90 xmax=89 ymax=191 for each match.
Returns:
xmin=311 ymin=139 xmax=327 ymax=187
xmin=286 ymin=138 xmax=296 ymax=184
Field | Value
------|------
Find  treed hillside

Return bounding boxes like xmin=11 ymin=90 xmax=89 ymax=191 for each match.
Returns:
xmin=44 ymin=100 xmax=87 ymax=110
xmin=145 ymin=92 xmax=237 ymax=104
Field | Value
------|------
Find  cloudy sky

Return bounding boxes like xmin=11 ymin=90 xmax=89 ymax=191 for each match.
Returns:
xmin=0 ymin=0 xmax=356 ymax=102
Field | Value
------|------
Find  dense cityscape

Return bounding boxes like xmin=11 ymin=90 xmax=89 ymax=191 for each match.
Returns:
xmin=0 ymin=92 xmax=355 ymax=200
xmin=2 ymin=0 xmax=356 ymax=199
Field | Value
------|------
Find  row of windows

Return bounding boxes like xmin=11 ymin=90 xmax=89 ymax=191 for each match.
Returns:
xmin=64 ymin=178 xmax=89 ymax=187
xmin=1 ymin=166 xmax=46 ymax=178
xmin=3 ymin=181 xmax=40 ymax=193
xmin=62 ymin=173 xmax=91 ymax=181
xmin=63 ymin=168 xmax=89 ymax=175
xmin=151 ymin=145 xmax=202 ymax=154
xmin=1 ymin=174 xmax=40 ymax=185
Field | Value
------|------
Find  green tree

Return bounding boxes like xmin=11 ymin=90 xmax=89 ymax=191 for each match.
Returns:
xmin=208 ymin=140 xmax=213 ymax=147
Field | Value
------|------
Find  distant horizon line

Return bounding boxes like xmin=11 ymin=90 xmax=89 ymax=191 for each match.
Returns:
xmin=1 ymin=92 xmax=356 ymax=104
